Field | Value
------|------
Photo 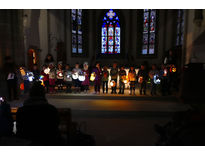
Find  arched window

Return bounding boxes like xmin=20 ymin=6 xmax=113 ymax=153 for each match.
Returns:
xmin=142 ymin=9 xmax=156 ymax=55
xmin=176 ymin=9 xmax=184 ymax=46
xmin=71 ymin=9 xmax=83 ymax=54
xmin=101 ymin=9 xmax=120 ymax=54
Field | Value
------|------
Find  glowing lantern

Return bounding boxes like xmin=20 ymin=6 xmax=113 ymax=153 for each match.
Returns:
xmin=147 ymin=78 xmax=151 ymax=84
xmin=39 ymin=75 xmax=45 ymax=86
xmin=79 ymin=75 xmax=85 ymax=82
xmin=153 ymin=74 xmax=161 ymax=84
xmin=72 ymin=72 xmax=79 ymax=80
xmin=90 ymin=72 xmax=96 ymax=81
xmin=110 ymin=80 xmax=116 ymax=87
xmin=169 ymin=65 xmax=177 ymax=73
xmin=138 ymin=76 xmax=143 ymax=84
xmin=79 ymin=72 xmax=86 ymax=82
xmin=57 ymin=71 xmax=63 ymax=78
xmin=20 ymin=67 xmax=26 ymax=76
xmin=122 ymin=76 xmax=128 ymax=84
xmin=172 ymin=67 xmax=177 ymax=73
xmin=67 ymin=75 xmax=71 ymax=79
xmin=20 ymin=83 xmax=24 ymax=90
xmin=44 ymin=67 xmax=50 ymax=74
xmin=27 ymin=72 xmax=34 ymax=82
xmin=163 ymin=69 xmax=168 ymax=76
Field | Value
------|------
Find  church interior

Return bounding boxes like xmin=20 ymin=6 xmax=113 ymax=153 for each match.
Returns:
xmin=0 ymin=9 xmax=205 ymax=146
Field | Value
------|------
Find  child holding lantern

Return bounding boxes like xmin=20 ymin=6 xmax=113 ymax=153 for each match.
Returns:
xmin=92 ymin=62 xmax=102 ymax=94
xmin=40 ymin=65 xmax=49 ymax=93
xmin=72 ymin=63 xmax=82 ymax=93
xmin=64 ymin=64 xmax=73 ymax=93
xmin=48 ymin=63 xmax=56 ymax=93
xmin=110 ymin=62 xmax=118 ymax=94
xmin=56 ymin=61 xmax=64 ymax=90
xmin=102 ymin=66 xmax=109 ymax=94
xmin=128 ymin=66 xmax=137 ymax=95
xmin=118 ymin=66 xmax=126 ymax=94
xmin=81 ymin=62 xmax=90 ymax=93
xmin=137 ymin=64 xmax=148 ymax=95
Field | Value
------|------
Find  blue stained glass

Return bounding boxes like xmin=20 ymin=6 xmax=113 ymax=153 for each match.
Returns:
xmin=101 ymin=9 xmax=120 ymax=54
xmin=72 ymin=9 xmax=83 ymax=54
xmin=102 ymin=37 xmax=107 ymax=48
xmin=102 ymin=27 xmax=107 ymax=36
xmin=108 ymin=46 xmax=113 ymax=54
xmin=142 ymin=45 xmax=148 ymax=54
xmin=108 ymin=37 xmax=114 ymax=45
xmin=149 ymin=45 xmax=154 ymax=54
xmin=115 ymin=27 xmax=120 ymax=36
xmin=77 ymin=9 xmax=82 ymax=16
xmin=142 ymin=9 xmax=156 ymax=55
xmin=106 ymin=9 xmax=116 ymax=19
xmin=72 ymin=9 xmax=76 ymax=14
xmin=108 ymin=26 xmax=114 ymax=36
xmin=115 ymin=37 xmax=120 ymax=46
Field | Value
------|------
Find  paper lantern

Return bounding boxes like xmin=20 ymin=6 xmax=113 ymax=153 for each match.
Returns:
xmin=39 ymin=75 xmax=44 ymax=80
xmin=169 ymin=65 xmax=177 ymax=73
xmin=90 ymin=72 xmax=96 ymax=81
xmin=44 ymin=67 xmax=50 ymax=74
xmin=79 ymin=75 xmax=86 ymax=82
xmin=27 ymin=72 xmax=34 ymax=82
xmin=163 ymin=69 xmax=168 ymax=76
xmin=39 ymin=75 xmax=45 ymax=86
xmin=138 ymin=76 xmax=143 ymax=84
xmin=122 ymin=76 xmax=128 ymax=84
xmin=110 ymin=80 xmax=116 ymax=87
xmin=57 ymin=71 xmax=63 ymax=78
xmin=20 ymin=83 xmax=24 ymax=90
xmin=172 ymin=67 xmax=177 ymax=73
xmin=20 ymin=67 xmax=26 ymax=76
xmin=153 ymin=74 xmax=161 ymax=84
xmin=72 ymin=72 xmax=79 ymax=80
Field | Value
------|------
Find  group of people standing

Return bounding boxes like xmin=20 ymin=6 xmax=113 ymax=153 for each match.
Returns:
xmin=4 ymin=52 xmax=178 ymax=100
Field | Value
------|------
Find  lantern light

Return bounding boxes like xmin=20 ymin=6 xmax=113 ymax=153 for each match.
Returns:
xmin=58 ymin=72 xmax=63 ymax=77
xmin=138 ymin=76 xmax=143 ymax=84
xmin=153 ymin=74 xmax=161 ymax=84
xmin=20 ymin=67 xmax=26 ymax=76
xmin=39 ymin=75 xmax=44 ymax=86
xmin=110 ymin=80 xmax=116 ymax=87
xmin=79 ymin=75 xmax=86 ymax=82
xmin=90 ymin=72 xmax=96 ymax=81
xmin=20 ymin=83 xmax=24 ymax=91
xmin=72 ymin=72 xmax=79 ymax=80
xmin=27 ymin=72 xmax=34 ymax=82
xmin=44 ymin=67 xmax=50 ymax=74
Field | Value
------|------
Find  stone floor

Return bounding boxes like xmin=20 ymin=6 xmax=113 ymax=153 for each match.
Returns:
xmin=8 ymin=89 xmax=191 ymax=145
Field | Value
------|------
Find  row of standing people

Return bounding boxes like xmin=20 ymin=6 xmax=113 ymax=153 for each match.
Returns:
xmin=33 ymin=61 xmax=175 ymax=96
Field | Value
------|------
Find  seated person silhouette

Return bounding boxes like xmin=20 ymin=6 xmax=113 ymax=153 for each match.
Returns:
xmin=16 ymin=82 xmax=62 ymax=145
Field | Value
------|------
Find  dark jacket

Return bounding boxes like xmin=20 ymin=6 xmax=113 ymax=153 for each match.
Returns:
xmin=16 ymin=97 xmax=61 ymax=145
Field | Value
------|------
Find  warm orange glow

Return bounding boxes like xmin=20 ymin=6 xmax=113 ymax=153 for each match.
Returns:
xmin=20 ymin=67 xmax=26 ymax=76
xmin=20 ymin=83 xmax=24 ymax=90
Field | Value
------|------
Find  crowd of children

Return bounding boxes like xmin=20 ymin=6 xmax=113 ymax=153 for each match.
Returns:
xmin=15 ymin=58 xmax=178 ymax=96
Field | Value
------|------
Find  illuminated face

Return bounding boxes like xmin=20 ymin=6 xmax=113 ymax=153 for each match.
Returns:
xmin=84 ymin=64 xmax=88 ymax=70
xmin=113 ymin=63 xmax=117 ymax=68
xmin=96 ymin=63 xmax=100 ymax=68
xmin=141 ymin=65 xmax=145 ymax=70
xmin=65 ymin=66 xmax=70 ymax=70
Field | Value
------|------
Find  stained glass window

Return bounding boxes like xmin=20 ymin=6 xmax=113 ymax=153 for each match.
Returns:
xmin=142 ymin=9 xmax=157 ymax=55
xmin=101 ymin=9 xmax=120 ymax=54
xmin=72 ymin=9 xmax=83 ymax=54
xmin=176 ymin=9 xmax=184 ymax=46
